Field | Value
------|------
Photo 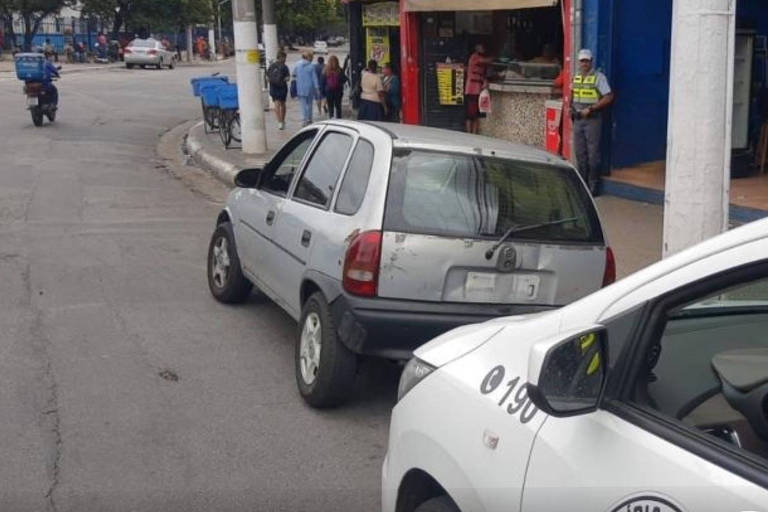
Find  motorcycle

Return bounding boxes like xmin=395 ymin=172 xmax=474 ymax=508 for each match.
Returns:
xmin=24 ymin=72 xmax=59 ymax=127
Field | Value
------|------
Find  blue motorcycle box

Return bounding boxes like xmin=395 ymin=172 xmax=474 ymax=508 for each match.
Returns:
xmin=15 ymin=53 xmax=46 ymax=81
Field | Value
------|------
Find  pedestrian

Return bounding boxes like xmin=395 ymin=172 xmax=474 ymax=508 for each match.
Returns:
xmin=267 ymin=50 xmax=291 ymax=130
xmin=44 ymin=38 xmax=58 ymax=63
xmin=293 ymin=51 xmax=319 ymax=126
xmin=314 ymin=56 xmax=326 ymax=115
xmin=382 ymin=63 xmax=401 ymax=122
xmin=571 ymin=48 xmax=614 ymax=195
xmin=357 ymin=59 xmax=386 ymax=122
xmin=324 ymin=55 xmax=347 ymax=119
xmin=464 ymin=43 xmax=493 ymax=134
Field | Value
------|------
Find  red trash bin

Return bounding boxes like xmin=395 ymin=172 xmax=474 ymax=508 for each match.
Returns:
xmin=545 ymin=99 xmax=563 ymax=155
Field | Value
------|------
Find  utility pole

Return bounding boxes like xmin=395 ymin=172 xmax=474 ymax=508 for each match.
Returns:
xmin=663 ymin=0 xmax=736 ymax=257
xmin=208 ymin=22 xmax=217 ymax=59
xmin=186 ymin=25 xmax=193 ymax=62
xmin=262 ymin=0 xmax=278 ymax=65
xmin=232 ymin=0 xmax=267 ymax=154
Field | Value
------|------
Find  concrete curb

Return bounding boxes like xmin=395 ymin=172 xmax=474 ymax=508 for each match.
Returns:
xmin=185 ymin=121 xmax=240 ymax=186
xmin=0 ymin=62 xmax=123 ymax=75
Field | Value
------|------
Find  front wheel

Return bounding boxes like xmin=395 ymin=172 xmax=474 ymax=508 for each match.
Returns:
xmin=218 ymin=110 xmax=233 ymax=147
xmin=207 ymin=222 xmax=253 ymax=303
xmin=414 ymin=496 xmax=461 ymax=512
xmin=295 ymin=292 xmax=357 ymax=408
xmin=31 ymin=107 xmax=44 ymax=127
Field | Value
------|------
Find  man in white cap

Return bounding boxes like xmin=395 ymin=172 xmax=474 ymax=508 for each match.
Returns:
xmin=572 ymin=48 xmax=614 ymax=195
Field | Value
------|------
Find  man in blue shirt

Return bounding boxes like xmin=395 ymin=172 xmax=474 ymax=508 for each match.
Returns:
xmin=293 ymin=51 xmax=319 ymax=126
xmin=42 ymin=58 xmax=60 ymax=106
xmin=382 ymin=63 xmax=401 ymax=122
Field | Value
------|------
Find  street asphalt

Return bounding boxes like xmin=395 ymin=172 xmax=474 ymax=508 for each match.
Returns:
xmin=0 ymin=60 xmax=398 ymax=512
xmin=0 ymin=57 xmax=663 ymax=512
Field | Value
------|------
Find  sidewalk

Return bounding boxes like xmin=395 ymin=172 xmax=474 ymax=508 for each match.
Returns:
xmin=0 ymin=57 xmax=123 ymax=74
xmin=185 ymin=90 xmax=352 ymax=185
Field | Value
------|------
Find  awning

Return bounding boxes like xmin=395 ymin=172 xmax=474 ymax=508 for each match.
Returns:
xmin=404 ymin=0 xmax=557 ymax=11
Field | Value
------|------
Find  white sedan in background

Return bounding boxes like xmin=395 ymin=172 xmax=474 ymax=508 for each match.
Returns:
xmin=124 ymin=38 xmax=176 ymax=70
xmin=383 ymin=217 xmax=768 ymax=512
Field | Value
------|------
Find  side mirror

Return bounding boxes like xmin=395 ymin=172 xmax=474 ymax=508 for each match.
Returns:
xmin=234 ymin=168 xmax=262 ymax=188
xmin=527 ymin=327 xmax=607 ymax=417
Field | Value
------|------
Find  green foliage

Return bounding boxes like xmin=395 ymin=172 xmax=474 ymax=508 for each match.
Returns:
xmin=276 ymin=0 xmax=344 ymax=38
xmin=80 ymin=0 xmax=213 ymax=34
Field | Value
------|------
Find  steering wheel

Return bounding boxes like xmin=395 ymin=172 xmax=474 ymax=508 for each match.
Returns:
xmin=712 ymin=349 xmax=768 ymax=442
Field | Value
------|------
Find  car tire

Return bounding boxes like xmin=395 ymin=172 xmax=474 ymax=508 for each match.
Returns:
xmin=169 ymin=58 xmax=175 ymax=70
xmin=139 ymin=64 xmax=146 ymax=69
xmin=126 ymin=63 xmax=134 ymax=69
xmin=415 ymin=496 xmax=461 ymax=512
xmin=295 ymin=292 xmax=357 ymax=408
xmin=207 ymin=222 xmax=253 ymax=304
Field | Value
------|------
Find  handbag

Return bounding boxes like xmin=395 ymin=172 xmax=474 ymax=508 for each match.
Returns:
xmin=290 ymin=79 xmax=297 ymax=99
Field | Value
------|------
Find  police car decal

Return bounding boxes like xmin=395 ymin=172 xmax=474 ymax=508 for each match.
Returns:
xmin=479 ymin=365 xmax=538 ymax=424
xmin=609 ymin=495 xmax=684 ymax=512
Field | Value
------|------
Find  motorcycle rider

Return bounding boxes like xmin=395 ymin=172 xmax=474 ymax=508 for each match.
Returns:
xmin=42 ymin=57 xmax=60 ymax=107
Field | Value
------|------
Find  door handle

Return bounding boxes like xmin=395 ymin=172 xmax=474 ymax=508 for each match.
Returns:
xmin=301 ymin=230 xmax=312 ymax=247
xmin=266 ymin=210 xmax=275 ymax=225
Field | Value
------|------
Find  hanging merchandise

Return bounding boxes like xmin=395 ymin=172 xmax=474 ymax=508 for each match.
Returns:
xmin=478 ymin=88 xmax=492 ymax=114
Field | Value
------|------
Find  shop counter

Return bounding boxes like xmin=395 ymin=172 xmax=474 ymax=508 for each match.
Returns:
xmin=479 ymin=80 xmax=562 ymax=148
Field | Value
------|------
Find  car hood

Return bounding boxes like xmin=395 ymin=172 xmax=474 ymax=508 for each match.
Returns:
xmin=414 ymin=310 xmax=561 ymax=367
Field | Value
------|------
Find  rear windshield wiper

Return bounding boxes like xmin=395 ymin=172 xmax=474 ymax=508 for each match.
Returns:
xmin=484 ymin=217 xmax=580 ymax=260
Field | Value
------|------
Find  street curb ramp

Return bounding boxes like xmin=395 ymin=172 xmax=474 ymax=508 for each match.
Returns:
xmin=185 ymin=121 xmax=240 ymax=187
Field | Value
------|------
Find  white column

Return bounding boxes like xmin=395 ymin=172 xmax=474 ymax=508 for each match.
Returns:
xmin=232 ymin=0 xmax=267 ymax=154
xmin=186 ymin=25 xmax=194 ymax=62
xmin=663 ymin=0 xmax=736 ymax=257
xmin=208 ymin=25 xmax=217 ymax=60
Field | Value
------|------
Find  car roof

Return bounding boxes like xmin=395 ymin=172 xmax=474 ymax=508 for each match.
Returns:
xmin=317 ymin=120 xmax=566 ymax=166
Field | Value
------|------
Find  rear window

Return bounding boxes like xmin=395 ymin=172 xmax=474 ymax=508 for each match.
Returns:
xmin=383 ymin=150 xmax=603 ymax=243
xmin=131 ymin=40 xmax=155 ymax=48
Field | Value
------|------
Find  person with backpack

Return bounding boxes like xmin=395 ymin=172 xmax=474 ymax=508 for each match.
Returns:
xmin=314 ymin=56 xmax=326 ymax=116
xmin=324 ymin=55 xmax=347 ymax=119
xmin=267 ymin=50 xmax=291 ymax=130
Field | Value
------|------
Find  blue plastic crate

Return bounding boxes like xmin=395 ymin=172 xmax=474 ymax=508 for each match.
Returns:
xmin=218 ymin=85 xmax=239 ymax=110
xmin=190 ymin=76 xmax=228 ymax=97
xmin=201 ymin=83 xmax=226 ymax=108
xmin=14 ymin=53 xmax=46 ymax=81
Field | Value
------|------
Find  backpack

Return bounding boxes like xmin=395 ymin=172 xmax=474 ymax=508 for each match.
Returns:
xmin=326 ymin=70 xmax=340 ymax=92
xmin=267 ymin=63 xmax=285 ymax=87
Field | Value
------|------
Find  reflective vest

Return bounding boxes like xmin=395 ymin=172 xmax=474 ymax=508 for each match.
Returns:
xmin=572 ymin=73 xmax=600 ymax=105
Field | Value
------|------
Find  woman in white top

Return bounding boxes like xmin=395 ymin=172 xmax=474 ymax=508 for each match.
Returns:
xmin=357 ymin=59 xmax=386 ymax=121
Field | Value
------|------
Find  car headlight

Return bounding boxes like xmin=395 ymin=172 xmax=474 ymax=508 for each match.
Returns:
xmin=397 ymin=357 xmax=437 ymax=402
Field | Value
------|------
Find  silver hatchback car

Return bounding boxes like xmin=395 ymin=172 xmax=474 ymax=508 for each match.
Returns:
xmin=207 ymin=121 xmax=614 ymax=407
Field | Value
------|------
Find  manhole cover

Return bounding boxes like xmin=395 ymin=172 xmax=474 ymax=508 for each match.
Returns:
xmin=158 ymin=369 xmax=179 ymax=382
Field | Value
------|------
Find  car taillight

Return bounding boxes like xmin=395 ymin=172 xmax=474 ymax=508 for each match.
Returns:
xmin=343 ymin=231 xmax=382 ymax=297
xmin=602 ymin=247 xmax=616 ymax=287
xmin=148 ymin=49 xmax=157 ymax=55
xmin=124 ymin=48 xmax=132 ymax=54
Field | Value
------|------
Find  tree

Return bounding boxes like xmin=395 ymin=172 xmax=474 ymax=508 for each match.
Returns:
xmin=2 ymin=0 xmax=73 ymax=50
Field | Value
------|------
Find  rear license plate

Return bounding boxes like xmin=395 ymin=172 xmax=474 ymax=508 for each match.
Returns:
xmin=465 ymin=272 xmax=541 ymax=301
xmin=513 ymin=274 xmax=540 ymax=300
xmin=26 ymin=96 xmax=38 ymax=106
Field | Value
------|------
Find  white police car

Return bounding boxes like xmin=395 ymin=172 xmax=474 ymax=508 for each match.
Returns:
xmin=383 ymin=218 xmax=768 ymax=512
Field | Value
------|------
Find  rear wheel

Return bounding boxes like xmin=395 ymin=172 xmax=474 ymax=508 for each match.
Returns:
xmin=168 ymin=58 xmax=175 ymax=70
xmin=126 ymin=63 xmax=134 ymax=69
xmin=218 ymin=110 xmax=233 ymax=147
xmin=46 ymin=108 xmax=56 ymax=122
xmin=229 ymin=113 xmax=241 ymax=143
xmin=295 ymin=292 xmax=357 ymax=408
xmin=207 ymin=222 xmax=253 ymax=303
xmin=31 ymin=107 xmax=44 ymax=127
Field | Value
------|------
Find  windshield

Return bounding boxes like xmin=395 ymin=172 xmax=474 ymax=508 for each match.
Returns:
xmin=383 ymin=149 xmax=603 ymax=243
xmin=130 ymin=39 xmax=155 ymax=48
